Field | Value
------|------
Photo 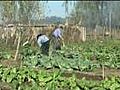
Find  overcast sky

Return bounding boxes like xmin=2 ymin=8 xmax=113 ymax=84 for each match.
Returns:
xmin=44 ymin=1 xmax=74 ymax=18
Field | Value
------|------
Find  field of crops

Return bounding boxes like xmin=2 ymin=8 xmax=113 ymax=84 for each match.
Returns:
xmin=1 ymin=39 xmax=120 ymax=89
xmin=20 ymin=39 xmax=120 ymax=71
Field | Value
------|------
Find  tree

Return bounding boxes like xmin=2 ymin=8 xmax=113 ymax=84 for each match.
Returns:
xmin=70 ymin=1 xmax=120 ymax=28
xmin=0 ymin=1 xmax=44 ymax=24
xmin=0 ymin=1 xmax=14 ymax=24
xmin=62 ymin=1 xmax=75 ymax=25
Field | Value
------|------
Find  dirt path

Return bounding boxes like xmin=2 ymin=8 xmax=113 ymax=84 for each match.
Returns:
xmin=62 ymin=68 xmax=120 ymax=80
xmin=93 ymin=68 xmax=120 ymax=77
xmin=44 ymin=67 xmax=120 ymax=80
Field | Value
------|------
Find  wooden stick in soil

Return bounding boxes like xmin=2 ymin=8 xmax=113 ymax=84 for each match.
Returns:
xmin=14 ymin=35 xmax=18 ymax=46
xmin=14 ymin=34 xmax=21 ymax=61
xmin=102 ymin=65 xmax=105 ymax=80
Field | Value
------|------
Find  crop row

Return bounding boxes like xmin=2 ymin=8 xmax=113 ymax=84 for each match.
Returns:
xmin=20 ymin=40 xmax=120 ymax=71
xmin=0 ymin=65 xmax=120 ymax=90
xmin=1 ymin=40 xmax=120 ymax=72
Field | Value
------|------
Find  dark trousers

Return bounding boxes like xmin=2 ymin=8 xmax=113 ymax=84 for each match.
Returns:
xmin=50 ymin=36 xmax=61 ymax=50
xmin=49 ymin=36 xmax=62 ymax=56
xmin=41 ymin=40 xmax=50 ymax=56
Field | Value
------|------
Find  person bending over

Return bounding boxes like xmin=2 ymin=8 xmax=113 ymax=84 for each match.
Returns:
xmin=37 ymin=34 xmax=50 ymax=56
xmin=49 ymin=25 xmax=65 ymax=55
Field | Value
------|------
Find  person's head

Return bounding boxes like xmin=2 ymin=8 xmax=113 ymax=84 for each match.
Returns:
xmin=52 ymin=25 xmax=59 ymax=31
xmin=55 ymin=25 xmax=59 ymax=29
xmin=51 ymin=24 xmax=54 ymax=27
xmin=60 ymin=26 xmax=63 ymax=29
xmin=37 ymin=33 xmax=43 ymax=40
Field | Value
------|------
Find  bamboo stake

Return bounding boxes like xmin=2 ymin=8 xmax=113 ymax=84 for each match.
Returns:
xmin=14 ymin=33 xmax=21 ymax=61
xmin=5 ymin=30 xmax=8 ymax=45
xmin=14 ymin=36 xmax=17 ymax=46
xmin=102 ymin=65 xmax=105 ymax=80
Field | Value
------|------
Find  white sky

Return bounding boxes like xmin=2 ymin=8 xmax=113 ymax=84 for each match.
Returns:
xmin=44 ymin=1 xmax=74 ymax=18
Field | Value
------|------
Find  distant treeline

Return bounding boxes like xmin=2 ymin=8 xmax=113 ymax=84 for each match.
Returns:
xmin=43 ymin=16 xmax=65 ymax=24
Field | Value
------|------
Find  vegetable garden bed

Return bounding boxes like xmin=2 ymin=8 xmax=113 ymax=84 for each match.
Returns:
xmin=0 ymin=65 xmax=120 ymax=90
xmin=1 ymin=39 xmax=120 ymax=89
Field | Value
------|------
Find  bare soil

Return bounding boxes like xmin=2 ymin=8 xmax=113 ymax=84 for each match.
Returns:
xmin=35 ymin=67 xmax=120 ymax=80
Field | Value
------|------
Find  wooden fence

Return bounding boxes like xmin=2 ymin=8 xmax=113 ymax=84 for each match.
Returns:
xmin=0 ymin=24 xmax=120 ymax=47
